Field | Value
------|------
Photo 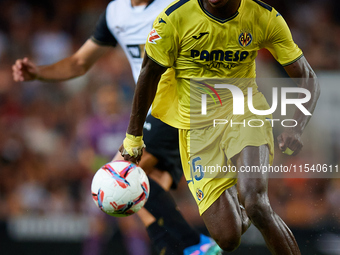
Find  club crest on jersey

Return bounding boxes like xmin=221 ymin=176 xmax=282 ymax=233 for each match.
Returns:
xmin=148 ymin=29 xmax=162 ymax=44
xmin=238 ymin=31 xmax=252 ymax=47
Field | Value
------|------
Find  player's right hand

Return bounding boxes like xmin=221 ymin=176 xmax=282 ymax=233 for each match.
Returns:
xmin=119 ymin=134 xmax=145 ymax=164
xmin=277 ymin=127 xmax=303 ymax=156
xmin=12 ymin=57 xmax=39 ymax=82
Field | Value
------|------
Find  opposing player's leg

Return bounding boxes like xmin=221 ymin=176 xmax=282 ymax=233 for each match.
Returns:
xmin=234 ymin=145 xmax=301 ymax=255
xmin=117 ymin=214 xmax=151 ymax=255
xmin=113 ymin=151 xmax=186 ymax=254
xmin=138 ymin=151 xmax=173 ymax=191
xmin=113 ymin=151 xmax=185 ymax=254
xmin=141 ymin=115 xmax=216 ymax=254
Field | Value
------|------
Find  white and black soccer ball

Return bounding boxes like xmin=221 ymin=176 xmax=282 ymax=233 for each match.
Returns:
xmin=91 ymin=161 xmax=150 ymax=217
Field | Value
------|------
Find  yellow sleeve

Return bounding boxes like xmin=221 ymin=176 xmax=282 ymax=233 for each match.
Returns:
xmin=261 ymin=9 xmax=303 ymax=66
xmin=145 ymin=12 xmax=179 ymax=68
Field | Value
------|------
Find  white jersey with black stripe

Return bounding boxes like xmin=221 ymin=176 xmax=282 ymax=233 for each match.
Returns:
xmin=103 ymin=0 xmax=174 ymax=83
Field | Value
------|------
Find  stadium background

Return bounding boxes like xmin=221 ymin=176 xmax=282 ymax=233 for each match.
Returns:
xmin=0 ymin=0 xmax=339 ymax=254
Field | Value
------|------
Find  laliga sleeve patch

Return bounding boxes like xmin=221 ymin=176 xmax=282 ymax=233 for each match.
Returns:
xmin=148 ymin=28 xmax=162 ymax=44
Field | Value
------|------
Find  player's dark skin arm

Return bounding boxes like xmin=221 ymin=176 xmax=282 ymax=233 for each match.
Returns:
xmin=120 ymin=54 xmax=167 ymax=162
xmin=278 ymin=56 xmax=320 ymax=155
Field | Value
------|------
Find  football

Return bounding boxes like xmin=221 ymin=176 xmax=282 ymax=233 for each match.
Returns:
xmin=91 ymin=161 xmax=150 ymax=217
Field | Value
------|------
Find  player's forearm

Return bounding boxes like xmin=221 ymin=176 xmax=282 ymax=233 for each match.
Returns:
xmin=285 ymin=58 xmax=320 ymax=134
xmin=127 ymin=70 xmax=161 ymax=136
xmin=291 ymin=78 xmax=319 ymax=134
xmin=127 ymin=56 xmax=167 ymax=136
xmin=36 ymin=56 xmax=89 ymax=82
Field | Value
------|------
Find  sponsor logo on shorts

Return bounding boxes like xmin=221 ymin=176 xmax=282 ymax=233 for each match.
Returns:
xmin=196 ymin=188 xmax=204 ymax=201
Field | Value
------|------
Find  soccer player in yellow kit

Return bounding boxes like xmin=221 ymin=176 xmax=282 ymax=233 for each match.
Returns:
xmin=121 ymin=0 xmax=320 ymax=253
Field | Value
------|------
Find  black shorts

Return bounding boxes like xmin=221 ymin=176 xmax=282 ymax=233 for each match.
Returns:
xmin=143 ymin=115 xmax=182 ymax=189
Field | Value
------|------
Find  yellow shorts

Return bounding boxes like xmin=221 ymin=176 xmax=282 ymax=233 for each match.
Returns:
xmin=179 ymin=114 xmax=274 ymax=215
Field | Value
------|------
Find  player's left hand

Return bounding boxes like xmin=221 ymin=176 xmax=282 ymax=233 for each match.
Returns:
xmin=119 ymin=134 xmax=145 ymax=164
xmin=277 ymin=128 xmax=303 ymax=156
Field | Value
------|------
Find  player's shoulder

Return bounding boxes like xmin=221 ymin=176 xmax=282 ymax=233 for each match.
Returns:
xmin=245 ymin=0 xmax=273 ymax=11
xmin=243 ymin=0 xmax=281 ymax=27
xmin=243 ymin=0 xmax=280 ymax=18
xmin=153 ymin=0 xmax=198 ymax=29
xmin=160 ymin=0 xmax=195 ymax=19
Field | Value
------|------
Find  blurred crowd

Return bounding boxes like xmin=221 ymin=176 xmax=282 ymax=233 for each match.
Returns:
xmin=0 ymin=0 xmax=340 ymax=254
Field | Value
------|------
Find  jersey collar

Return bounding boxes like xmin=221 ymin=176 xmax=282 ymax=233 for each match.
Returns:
xmin=197 ymin=0 xmax=242 ymax=23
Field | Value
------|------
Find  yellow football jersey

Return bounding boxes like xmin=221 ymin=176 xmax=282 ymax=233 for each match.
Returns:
xmin=146 ymin=0 xmax=303 ymax=129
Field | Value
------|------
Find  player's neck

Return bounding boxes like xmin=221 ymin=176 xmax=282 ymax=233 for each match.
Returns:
xmin=131 ymin=0 xmax=150 ymax=7
xmin=202 ymin=0 xmax=241 ymax=20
